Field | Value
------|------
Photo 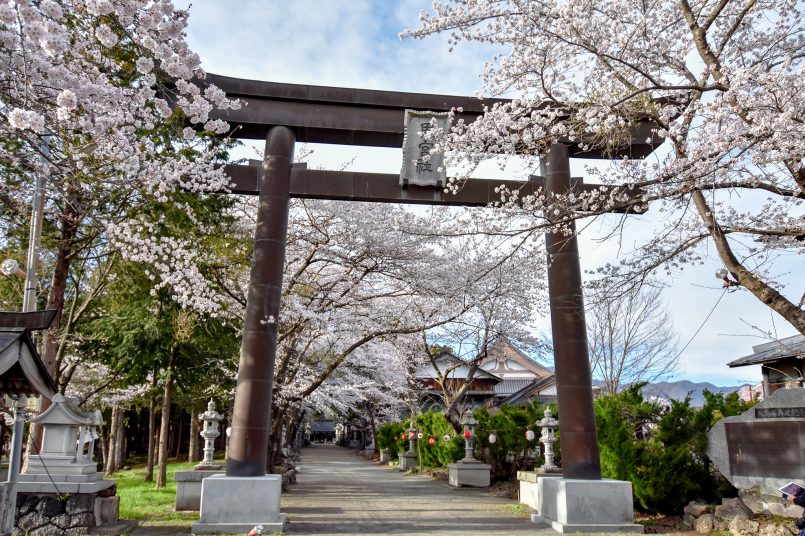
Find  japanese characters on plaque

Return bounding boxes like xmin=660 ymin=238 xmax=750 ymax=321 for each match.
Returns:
xmin=400 ymin=109 xmax=449 ymax=188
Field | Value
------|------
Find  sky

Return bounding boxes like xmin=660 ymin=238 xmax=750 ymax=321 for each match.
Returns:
xmin=177 ymin=0 xmax=803 ymax=387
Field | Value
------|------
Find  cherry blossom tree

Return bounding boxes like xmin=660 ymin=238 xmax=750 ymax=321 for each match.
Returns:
xmin=403 ymin=0 xmax=805 ymax=334
xmin=0 ymin=0 xmax=239 ymax=380
xmin=416 ymin=230 xmax=546 ymax=430
xmin=210 ymin=198 xmax=548 ymax=467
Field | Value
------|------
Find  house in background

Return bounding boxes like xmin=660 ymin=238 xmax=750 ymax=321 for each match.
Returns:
xmin=728 ymin=334 xmax=805 ymax=398
xmin=481 ymin=340 xmax=556 ymax=406
xmin=415 ymin=340 xmax=556 ymax=409
xmin=416 ymin=350 xmax=503 ymax=410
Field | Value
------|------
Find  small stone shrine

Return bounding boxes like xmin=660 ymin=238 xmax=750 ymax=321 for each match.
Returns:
xmin=16 ymin=393 xmax=119 ymax=534
xmin=175 ymin=400 xmax=224 ymax=511
xmin=448 ymin=412 xmax=491 ymax=487
xmin=707 ymin=387 xmax=805 ymax=516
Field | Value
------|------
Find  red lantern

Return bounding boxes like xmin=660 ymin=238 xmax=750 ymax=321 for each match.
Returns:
xmin=428 ymin=437 xmax=436 ymax=446
xmin=463 ymin=430 xmax=471 ymax=439
xmin=408 ymin=431 xmax=415 ymax=439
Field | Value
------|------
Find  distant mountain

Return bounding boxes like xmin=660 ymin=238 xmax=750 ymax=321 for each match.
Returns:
xmin=640 ymin=380 xmax=747 ymax=407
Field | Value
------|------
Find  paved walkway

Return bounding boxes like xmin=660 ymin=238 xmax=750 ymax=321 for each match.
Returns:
xmin=282 ymin=444 xmax=542 ymax=535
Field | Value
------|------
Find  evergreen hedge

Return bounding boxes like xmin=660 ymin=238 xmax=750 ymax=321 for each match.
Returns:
xmin=374 ymin=387 xmax=750 ymax=514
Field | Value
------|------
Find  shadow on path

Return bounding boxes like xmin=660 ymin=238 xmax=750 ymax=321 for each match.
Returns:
xmin=282 ymin=444 xmax=538 ymax=536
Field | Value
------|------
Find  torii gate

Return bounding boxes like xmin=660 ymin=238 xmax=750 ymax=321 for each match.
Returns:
xmin=193 ymin=74 xmax=656 ymax=534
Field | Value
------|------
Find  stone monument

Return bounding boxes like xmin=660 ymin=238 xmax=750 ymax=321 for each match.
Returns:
xmin=707 ymin=387 xmax=805 ymax=517
xmin=448 ymin=412 xmax=491 ymax=487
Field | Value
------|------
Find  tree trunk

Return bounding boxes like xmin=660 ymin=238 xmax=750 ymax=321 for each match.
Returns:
xmin=691 ymin=190 xmax=805 ymax=334
xmin=114 ymin=409 xmax=125 ymax=470
xmin=155 ymin=351 xmax=176 ymax=489
xmin=366 ymin=404 xmax=377 ymax=446
xmin=104 ymin=405 xmax=120 ymax=475
xmin=188 ymin=404 xmax=199 ymax=463
xmin=42 ymin=206 xmax=81 ymax=381
xmin=144 ymin=389 xmax=157 ymax=482
xmin=173 ymin=409 xmax=183 ymax=460
xmin=266 ymin=406 xmax=286 ymax=473
xmin=98 ymin=424 xmax=108 ymax=470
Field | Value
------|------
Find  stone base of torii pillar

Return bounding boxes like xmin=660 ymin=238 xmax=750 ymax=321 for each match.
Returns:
xmin=192 ymin=474 xmax=286 ymax=534
xmin=531 ymin=477 xmax=644 ymax=533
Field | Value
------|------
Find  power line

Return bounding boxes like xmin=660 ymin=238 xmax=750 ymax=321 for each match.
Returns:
xmin=674 ymin=288 xmax=728 ymax=360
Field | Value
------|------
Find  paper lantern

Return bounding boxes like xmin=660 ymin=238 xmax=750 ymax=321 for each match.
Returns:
xmin=525 ymin=430 xmax=535 ymax=441
xmin=408 ymin=431 xmax=415 ymax=439
xmin=488 ymin=433 xmax=496 ymax=444
xmin=428 ymin=437 xmax=436 ymax=446
xmin=392 ymin=435 xmax=397 ymax=440
xmin=417 ymin=432 xmax=424 ymax=440
xmin=443 ymin=434 xmax=451 ymax=442
xmin=463 ymin=430 xmax=471 ymax=439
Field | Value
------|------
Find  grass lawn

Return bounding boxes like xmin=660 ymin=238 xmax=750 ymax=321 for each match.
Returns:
xmin=112 ymin=458 xmax=218 ymax=528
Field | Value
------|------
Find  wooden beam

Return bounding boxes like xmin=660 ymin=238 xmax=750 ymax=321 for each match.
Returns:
xmin=221 ymin=162 xmax=646 ymax=213
xmin=207 ymin=74 xmax=661 ymax=159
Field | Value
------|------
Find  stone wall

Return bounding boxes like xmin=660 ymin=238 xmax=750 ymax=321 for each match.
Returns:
xmin=15 ymin=492 xmax=97 ymax=535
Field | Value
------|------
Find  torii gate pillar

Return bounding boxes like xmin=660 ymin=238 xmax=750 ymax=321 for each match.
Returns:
xmin=228 ymin=125 xmax=295 ymax=478
xmin=194 ymin=126 xmax=294 ymax=535
xmin=542 ymin=143 xmax=601 ymax=480
xmin=535 ymin=144 xmax=642 ymax=534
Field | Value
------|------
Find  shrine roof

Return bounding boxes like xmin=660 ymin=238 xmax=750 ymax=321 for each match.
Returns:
xmin=728 ymin=334 xmax=805 ymax=368
xmin=0 ymin=327 xmax=57 ymax=399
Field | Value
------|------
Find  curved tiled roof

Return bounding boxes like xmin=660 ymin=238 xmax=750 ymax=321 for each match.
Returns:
xmin=728 ymin=335 xmax=805 ymax=367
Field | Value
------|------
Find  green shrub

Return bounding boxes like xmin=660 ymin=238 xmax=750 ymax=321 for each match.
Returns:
xmin=411 ymin=411 xmax=463 ymax=468
xmin=595 ymin=387 xmax=750 ymax=514
xmin=473 ymin=402 xmax=551 ymax=481
xmin=375 ymin=422 xmax=406 ymax=459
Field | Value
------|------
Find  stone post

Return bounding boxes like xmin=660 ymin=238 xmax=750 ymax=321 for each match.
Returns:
xmin=196 ymin=400 xmax=223 ymax=471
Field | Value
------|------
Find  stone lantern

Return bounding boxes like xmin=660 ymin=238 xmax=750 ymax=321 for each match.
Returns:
xmin=24 ymin=393 xmax=105 ymax=478
xmin=398 ymin=423 xmax=418 ymax=471
xmin=537 ymin=407 xmax=561 ymax=473
xmin=448 ymin=410 xmax=490 ymax=487
xmin=405 ymin=424 xmax=417 ymax=455
xmin=460 ymin=412 xmax=478 ymax=462
xmin=195 ymin=399 xmax=223 ymax=471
